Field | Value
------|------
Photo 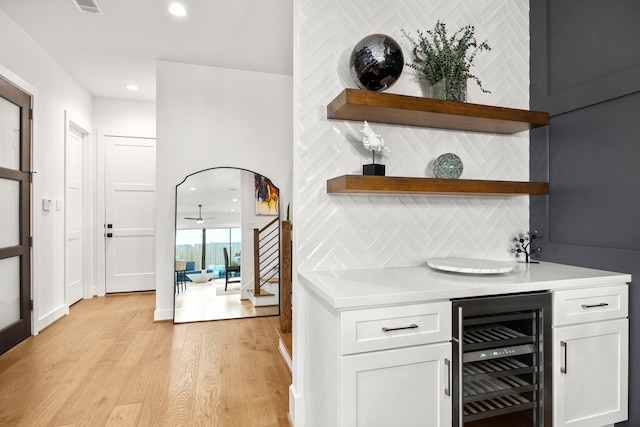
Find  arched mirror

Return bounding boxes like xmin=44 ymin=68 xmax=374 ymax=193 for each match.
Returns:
xmin=174 ymin=167 xmax=280 ymax=323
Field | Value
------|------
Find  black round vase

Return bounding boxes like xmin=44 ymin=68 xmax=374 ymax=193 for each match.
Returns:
xmin=350 ymin=34 xmax=404 ymax=91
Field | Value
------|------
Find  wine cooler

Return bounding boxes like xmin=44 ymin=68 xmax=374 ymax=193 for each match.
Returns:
xmin=452 ymin=292 xmax=552 ymax=427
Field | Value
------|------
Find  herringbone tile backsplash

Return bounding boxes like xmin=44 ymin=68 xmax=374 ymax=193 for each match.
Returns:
xmin=295 ymin=0 xmax=531 ymax=271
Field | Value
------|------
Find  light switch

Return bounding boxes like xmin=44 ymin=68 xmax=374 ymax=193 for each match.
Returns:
xmin=56 ymin=199 xmax=63 ymax=211
xmin=42 ymin=198 xmax=51 ymax=211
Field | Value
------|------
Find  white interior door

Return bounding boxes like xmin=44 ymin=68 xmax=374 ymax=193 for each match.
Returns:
xmin=65 ymin=123 xmax=84 ymax=305
xmin=105 ymin=136 xmax=156 ymax=293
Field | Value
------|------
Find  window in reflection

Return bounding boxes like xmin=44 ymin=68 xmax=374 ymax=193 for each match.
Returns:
xmin=176 ymin=227 xmax=241 ymax=276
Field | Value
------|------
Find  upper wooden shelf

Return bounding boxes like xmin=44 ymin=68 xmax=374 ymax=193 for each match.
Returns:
xmin=327 ymin=175 xmax=549 ymax=196
xmin=327 ymin=89 xmax=549 ymax=134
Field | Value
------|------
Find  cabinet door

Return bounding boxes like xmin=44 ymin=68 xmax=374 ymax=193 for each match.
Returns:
xmin=341 ymin=342 xmax=451 ymax=427
xmin=553 ymin=319 xmax=628 ymax=427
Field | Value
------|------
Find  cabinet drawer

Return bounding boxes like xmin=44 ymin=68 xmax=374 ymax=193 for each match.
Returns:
xmin=340 ymin=301 xmax=451 ymax=355
xmin=553 ymin=284 xmax=628 ymax=326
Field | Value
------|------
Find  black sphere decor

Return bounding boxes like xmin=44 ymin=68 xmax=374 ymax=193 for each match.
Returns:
xmin=349 ymin=34 xmax=404 ymax=91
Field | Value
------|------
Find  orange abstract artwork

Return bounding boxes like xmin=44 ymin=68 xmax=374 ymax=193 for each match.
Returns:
xmin=255 ymin=174 xmax=279 ymax=216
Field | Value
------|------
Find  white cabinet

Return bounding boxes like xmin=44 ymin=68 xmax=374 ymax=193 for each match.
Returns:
xmin=300 ymin=270 xmax=630 ymax=427
xmin=340 ymin=301 xmax=452 ymax=354
xmin=341 ymin=342 xmax=451 ymax=427
xmin=553 ymin=285 xmax=629 ymax=427
xmin=303 ymin=293 xmax=452 ymax=427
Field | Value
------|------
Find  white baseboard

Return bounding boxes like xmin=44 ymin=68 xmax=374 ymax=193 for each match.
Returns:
xmin=278 ymin=339 xmax=292 ymax=372
xmin=153 ymin=307 xmax=174 ymax=321
xmin=289 ymin=385 xmax=304 ymax=427
xmin=36 ymin=304 xmax=69 ymax=333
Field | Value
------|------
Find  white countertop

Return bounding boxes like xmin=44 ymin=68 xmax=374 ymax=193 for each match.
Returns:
xmin=298 ymin=261 xmax=631 ymax=310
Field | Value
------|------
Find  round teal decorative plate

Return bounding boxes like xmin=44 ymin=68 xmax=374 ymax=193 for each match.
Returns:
xmin=433 ymin=153 xmax=463 ymax=179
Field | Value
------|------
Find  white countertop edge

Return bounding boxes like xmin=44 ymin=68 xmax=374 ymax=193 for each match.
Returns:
xmin=298 ymin=262 xmax=631 ymax=310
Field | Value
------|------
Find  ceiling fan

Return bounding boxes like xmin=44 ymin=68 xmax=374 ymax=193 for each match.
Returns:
xmin=184 ymin=204 xmax=215 ymax=224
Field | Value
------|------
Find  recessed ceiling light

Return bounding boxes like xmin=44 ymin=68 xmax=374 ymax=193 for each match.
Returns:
xmin=125 ymin=84 xmax=139 ymax=91
xmin=190 ymin=187 xmax=196 ymax=191
xmin=232 ymin=198 xmax=238 ymax=202
xmin=229 ymin=209 xmax=236 ymax=213
xmin=168 ymin=3 xmax=187 ymax=17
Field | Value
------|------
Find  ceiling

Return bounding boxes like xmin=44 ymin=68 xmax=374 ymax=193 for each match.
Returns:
xmin=0 ymin=0 xmax=293 ymax=101
xmin=176 ymin=168 xmax=244 ymax=229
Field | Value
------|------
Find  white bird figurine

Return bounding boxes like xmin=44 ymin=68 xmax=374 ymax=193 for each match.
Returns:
xmin=361 ymin=121 xmax=384 ymax=153
xmin=360 ymin=121 xmax=391 ymax=165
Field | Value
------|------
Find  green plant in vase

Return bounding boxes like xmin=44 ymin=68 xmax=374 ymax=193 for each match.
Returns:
xmin=402 ymin=21 xmax=491 ymax=102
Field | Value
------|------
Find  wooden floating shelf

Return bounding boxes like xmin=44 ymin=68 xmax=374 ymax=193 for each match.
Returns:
xmin=327 ymin=175 xmax=549 ymax=196
xmin=327 ymin=89 xmax=549 ymax=134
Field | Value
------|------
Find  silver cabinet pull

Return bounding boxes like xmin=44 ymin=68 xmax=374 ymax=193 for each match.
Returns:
xmin=381 ymin=323 xmax=418 ymax=332
xmin=560 ymin=341 xmax=567 ymax=374
xmin=444 ymin=358 xmax=451 ymax=396
xmin=581 ymin=302 xmax=608 ymax=309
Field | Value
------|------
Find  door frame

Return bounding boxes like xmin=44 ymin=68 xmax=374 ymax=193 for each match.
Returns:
xmin=64 ymin=111 xmax=92 ymax=304
xmin=0 ymin=70 xmax=32 ymax=351
xmin=96 ymin=130 xmax=156 ymax=296
xmin=0 ymin=65 xmax=42 ymax=336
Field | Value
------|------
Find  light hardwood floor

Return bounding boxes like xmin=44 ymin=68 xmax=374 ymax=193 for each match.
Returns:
xmin=174 ymin=279 xmax=279 ymax=323
xmin=0 ymin=292 xmax=291 ymax=426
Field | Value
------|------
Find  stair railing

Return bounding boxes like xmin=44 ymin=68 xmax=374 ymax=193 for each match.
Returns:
xmin=253 ymin=217 xmax=280 ymax=296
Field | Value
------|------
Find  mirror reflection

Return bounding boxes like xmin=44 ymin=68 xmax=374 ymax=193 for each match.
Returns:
xmin=174 ymin=167 xmax=280 ymax=323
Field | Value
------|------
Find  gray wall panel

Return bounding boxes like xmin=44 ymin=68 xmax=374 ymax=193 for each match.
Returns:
xmin=532 ymin=0 xmax=640 ymax=116
xmin=548 ymin=94 xmax=640 ymax=250
xmin=531 ymin=1 xmax=639 ymax=425
xmin=548 ymin=1 xmax=640 ymax=94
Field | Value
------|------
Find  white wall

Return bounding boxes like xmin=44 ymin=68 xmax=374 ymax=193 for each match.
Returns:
xmin=93 ymin=97 xmax=156 ymax=137
xmin=291 ymin=0 xmax=531 ymax=424
xmin=155 ymin=60 xmax=293 ymax=320
xmin=0 ymin=9 xmax=93 ymax=332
